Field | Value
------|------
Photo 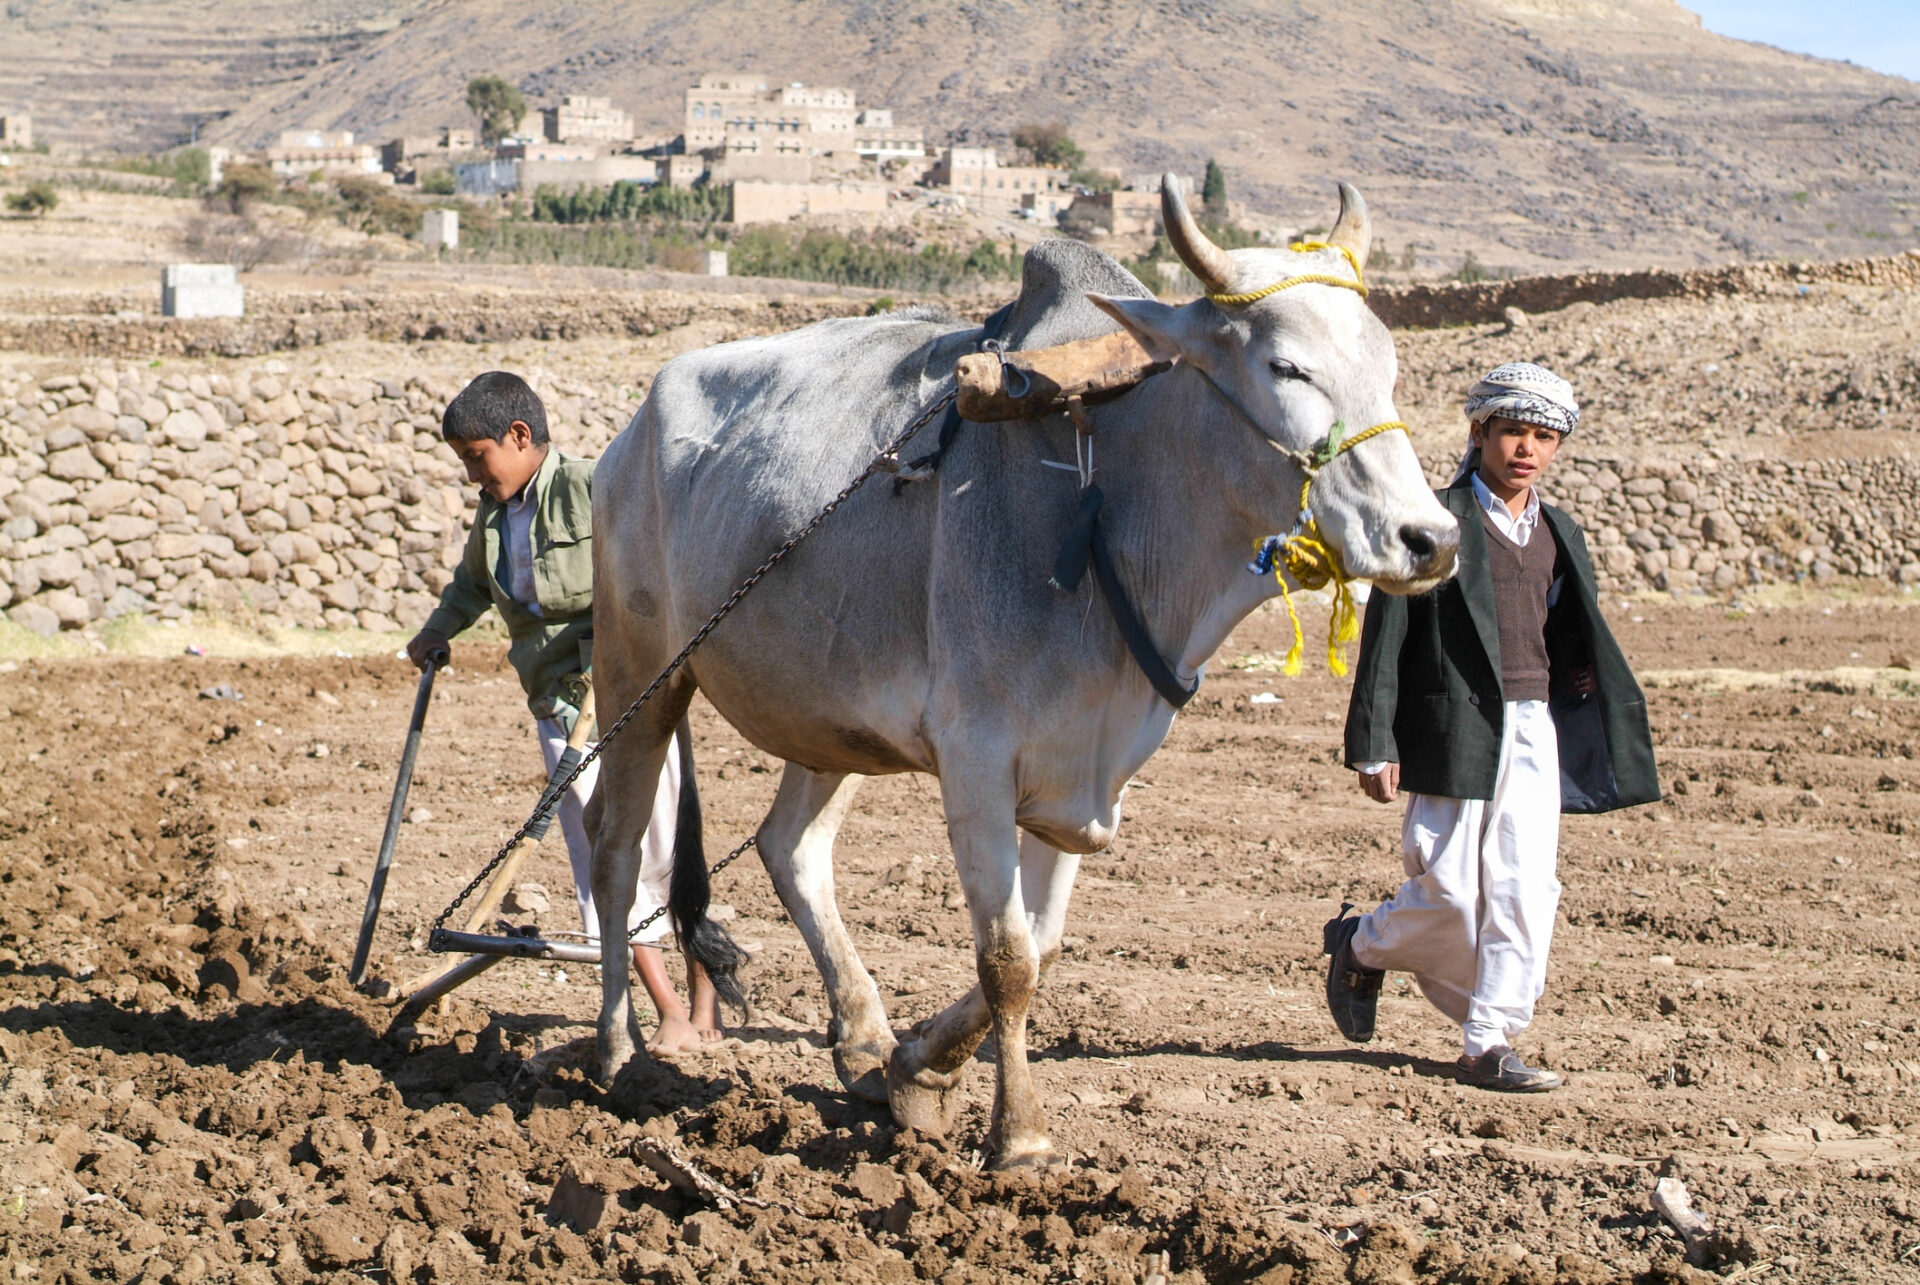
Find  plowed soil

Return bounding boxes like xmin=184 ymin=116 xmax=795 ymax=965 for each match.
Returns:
xmin=4 ymin=595 xmax=1919 ymax=1284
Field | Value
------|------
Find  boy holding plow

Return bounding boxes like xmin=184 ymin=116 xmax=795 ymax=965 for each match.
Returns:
xmin=1326 ymin=362 xmax=1658 ymax=1090
xmin=407 ymin=371 xmax=722 ymax=1053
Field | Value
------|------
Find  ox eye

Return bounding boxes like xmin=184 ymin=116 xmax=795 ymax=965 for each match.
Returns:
xmin=1269 ymin=359 xmax=1309 ymax=383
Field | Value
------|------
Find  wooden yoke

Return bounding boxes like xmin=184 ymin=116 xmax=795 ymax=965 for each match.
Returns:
xmin=956 ymin=330 xmax=1167 ymax=423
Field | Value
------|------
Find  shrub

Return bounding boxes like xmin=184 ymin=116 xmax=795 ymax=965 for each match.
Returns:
xmin=464 ymin=220 xmax=1017 ymax=292
xmin=418 ymin=168 xmax=456 ymax=196
xmin=115 ymin=148 xmax=211 ymax=190
xmin=1012 ymin=123 xmax=1085 ymax=170
xmin=528 ymin=180 xmax=723 ymax=225
xmin=211 ymin=163 xmax=279 ymax=215
xmin=6 ymin=181 xmax=57 ymax=217
xmin=334 ymin=176 xmax=419 ymax=236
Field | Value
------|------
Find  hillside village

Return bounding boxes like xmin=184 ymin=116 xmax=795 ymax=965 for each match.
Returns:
xmin=29 ymin=70 xmax=1184 ymax=244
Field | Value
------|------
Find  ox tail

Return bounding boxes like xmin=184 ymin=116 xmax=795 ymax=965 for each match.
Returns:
xmin=666 ymin=718 xmax=749 ymax=1016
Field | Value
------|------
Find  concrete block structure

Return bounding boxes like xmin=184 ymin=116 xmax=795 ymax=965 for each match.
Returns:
xmin=421 ymin=209 xmax=459 ymax=249
xmin=161 ymin=264 xmax=244 ymax=319
xmin=704 ymin=249 xmax=729 ymax=277
xmin=0 ymin=115 xmax=31 ymax=149
xmin=542 ymin=96 xmax=634 ymax=144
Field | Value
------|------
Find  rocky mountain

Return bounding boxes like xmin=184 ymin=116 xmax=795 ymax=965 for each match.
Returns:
xmin=5 ymin=0 xmax=1918 ymax=271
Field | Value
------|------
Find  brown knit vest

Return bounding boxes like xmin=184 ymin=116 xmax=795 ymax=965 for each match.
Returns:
xmin=1481 ymin=506 xmax=1555 ymax=702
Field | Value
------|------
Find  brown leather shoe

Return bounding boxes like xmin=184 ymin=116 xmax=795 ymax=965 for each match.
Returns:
xmin=1456 ymin=1047 xmax=1563 ymax=1092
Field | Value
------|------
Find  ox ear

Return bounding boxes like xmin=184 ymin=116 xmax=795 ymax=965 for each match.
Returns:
xmin=1087 ymin=293 xmax=1194 ymax=364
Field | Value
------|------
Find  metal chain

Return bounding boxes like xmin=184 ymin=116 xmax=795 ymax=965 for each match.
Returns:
xmin=622 ymin=834 xmax=757 ymax=940
xmin=428 ymin=386 xmax=959 ymax=940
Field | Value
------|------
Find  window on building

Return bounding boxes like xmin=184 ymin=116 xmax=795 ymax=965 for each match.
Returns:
xmin=692 ymin=104 xmax=705 ymax=119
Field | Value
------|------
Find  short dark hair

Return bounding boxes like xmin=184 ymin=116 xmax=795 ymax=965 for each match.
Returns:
xmin=442 ymin=371 xmax=549 ymax=445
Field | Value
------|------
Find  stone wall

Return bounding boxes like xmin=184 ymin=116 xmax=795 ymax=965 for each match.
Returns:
xmin=1540 ymin=453 xmax=1920 ymax=594
xmin=1367 ymin=249 xmax=1920 ymax=330
xmin=1 ymin=358 xmax=1914 ymax=638
xmin=0 ymin=362 xmax=635 ymax=636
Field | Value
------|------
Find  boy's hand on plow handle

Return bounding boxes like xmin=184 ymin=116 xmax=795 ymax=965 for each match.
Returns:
xmin=407 ymin=629 xmax=451 ymax=671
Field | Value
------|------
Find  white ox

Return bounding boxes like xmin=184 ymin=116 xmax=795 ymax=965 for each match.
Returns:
xmin=588 ymin=177 xmax=1459 ymax=1170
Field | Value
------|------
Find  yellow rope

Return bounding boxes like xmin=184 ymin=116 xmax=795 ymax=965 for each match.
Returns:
xmin=1205 ymin=240 xmax=1368 ymax=306
xmin=1197 ymin=238 xmax=1400 ymax=676
xmin=1263 ymin=419 xmax=1410 ymax=677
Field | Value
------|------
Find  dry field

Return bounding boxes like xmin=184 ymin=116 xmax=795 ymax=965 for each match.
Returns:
xmin=3 ymin=593 xmax=1918 ymax=1284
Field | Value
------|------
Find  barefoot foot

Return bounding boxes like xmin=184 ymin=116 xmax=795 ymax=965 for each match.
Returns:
xmin=646 ymin=1013 xmax=707 ymax=1055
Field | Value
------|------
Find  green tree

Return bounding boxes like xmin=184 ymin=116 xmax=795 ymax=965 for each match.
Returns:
xmin=6 ymin=181 xmax=58 ymax=217
xmin=211 ymin=162 xmax=278 ymax=214
xmin=466 ymin=76 xmax=527 ymax=146
xmin=418 ymin=168 xmax=456 ymax=195
xmin=1201 ymin=158 xmax=1227 ymax=214
xmin=1011 ymin=123 xmax=1085 ymax=170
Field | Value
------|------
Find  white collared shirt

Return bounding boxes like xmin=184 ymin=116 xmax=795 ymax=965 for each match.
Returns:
xmin=1471 ymin=471 xmax=1540 ymax=547
xmin=502 ymin=476 xmax=543 ymax=618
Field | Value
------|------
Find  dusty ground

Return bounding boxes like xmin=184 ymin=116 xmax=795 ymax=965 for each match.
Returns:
xmin=3 ymin=592 xmax=1918 ymax=1284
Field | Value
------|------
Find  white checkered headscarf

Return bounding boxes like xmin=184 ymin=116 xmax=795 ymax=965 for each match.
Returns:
xmin=1451 ymin=361 xmax=1579 ymax=484
xmin=1464 ymin=361 xmax=1579 ymax=435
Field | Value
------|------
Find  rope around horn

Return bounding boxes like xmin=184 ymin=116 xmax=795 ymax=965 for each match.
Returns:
xmin=1205 ymin=241 xmax=1368 ymax=306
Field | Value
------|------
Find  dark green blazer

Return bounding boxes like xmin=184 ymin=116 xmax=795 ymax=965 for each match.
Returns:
xmin=1343 ymin=483 xmax=1660 ymax=812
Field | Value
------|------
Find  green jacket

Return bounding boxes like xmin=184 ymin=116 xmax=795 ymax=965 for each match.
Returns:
xmin=422 ymin=448 xmax=596 ymax=728
xmin=1343 ymin=483 xmax=1660 ymax=812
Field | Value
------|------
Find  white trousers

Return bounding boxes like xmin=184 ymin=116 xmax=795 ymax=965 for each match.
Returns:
xmin=536 ymin=720 xmax=681 ymax=946
xmin=1351 ymin=699 xmax=1562 ymax=1059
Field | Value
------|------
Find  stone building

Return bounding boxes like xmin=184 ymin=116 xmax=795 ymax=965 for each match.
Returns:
xmin=542 ymin=95 xmax=634 ymax=144
xmin=682 ymin=72 xmax=922 ymax=161
xmin=656 ymin=155 xmax=705 ymax=188
xmin=266 ymin=129 xmax=382 ymax=179
xmin=381 ymin=127 xmax=476 ymax=177
xmin=1062 ymin=189 xmax=1162 ymax=236
xmin=0 ymin=115 xmax=31 ymax=149
xmin=928 ymin=147 xmax=1066 ymax=217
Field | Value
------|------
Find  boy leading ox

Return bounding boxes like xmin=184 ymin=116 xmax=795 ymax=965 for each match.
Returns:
xmin=1326 ymin=362 xmax=1658 ymax=1090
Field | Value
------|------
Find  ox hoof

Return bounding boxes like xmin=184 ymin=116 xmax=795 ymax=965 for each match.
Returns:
xmin=886 ymin=1049 xmax=966 ymax=1137
xmin=597 ymin=1032 xmax=638 ymax=1091
xmin=989 ymin=1137 xmax=1062 ymax=1173
xmin=833 ymin=1040 xmax=897 ymax=1105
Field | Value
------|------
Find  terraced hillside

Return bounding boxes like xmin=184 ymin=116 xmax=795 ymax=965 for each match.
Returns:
xmin=3 ymin=1 xmax=1919 ymax=271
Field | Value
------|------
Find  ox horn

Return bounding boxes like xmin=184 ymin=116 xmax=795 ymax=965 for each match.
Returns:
xmin=1161 ymin=171 xmax=1234 ymax=295
xmin=1326 ymin=181 xmax=1371 ymax=270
